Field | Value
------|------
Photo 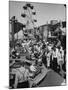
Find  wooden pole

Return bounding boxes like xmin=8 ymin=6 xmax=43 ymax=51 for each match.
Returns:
xmin=11 ymin=16 xmax=15 ymax=48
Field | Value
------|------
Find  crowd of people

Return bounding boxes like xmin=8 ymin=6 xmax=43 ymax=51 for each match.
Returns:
xmin=9 ymin=36 xmax=66 ymax=88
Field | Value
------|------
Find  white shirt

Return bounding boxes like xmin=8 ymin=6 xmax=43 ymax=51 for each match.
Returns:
xmin=52 ymin=48 xmax=58 ymax=58
xmin=16 ymin=67 xmax=29 ymax=82
xmin=57 ymin=51 xmax=64 ymax=64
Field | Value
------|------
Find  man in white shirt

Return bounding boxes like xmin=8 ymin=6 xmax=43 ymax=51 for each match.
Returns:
xmin=57 ymin=47 xmax=64 ymax=72
xmin=11 ymin=65 xmax=29 ymax=88
xmin=52 ymin=48 xmax=58 ymax=71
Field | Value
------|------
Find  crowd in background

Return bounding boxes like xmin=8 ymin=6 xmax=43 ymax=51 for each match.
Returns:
xmin=9 ymin=32 xmax=66 ymax=88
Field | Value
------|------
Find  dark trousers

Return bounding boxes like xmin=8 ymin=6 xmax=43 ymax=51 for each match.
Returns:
xmin=42 ymin=56 xmax=47 ymax=67
xmin=17 ymin=81 xmax=29 ymax=88
xmin=52 ymin=58 xmax=57 ymax=72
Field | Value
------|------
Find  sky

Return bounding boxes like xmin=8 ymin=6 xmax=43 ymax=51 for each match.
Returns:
xmin=9 ymin=1 xmax=66 ymax=27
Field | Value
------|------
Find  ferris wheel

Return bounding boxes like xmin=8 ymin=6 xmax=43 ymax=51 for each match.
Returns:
xmin=21 ymin=3 xmax=37 ymax=36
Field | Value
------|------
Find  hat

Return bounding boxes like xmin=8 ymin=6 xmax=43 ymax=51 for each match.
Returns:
xmin=30 ymin=65 xmax=36 ymax=72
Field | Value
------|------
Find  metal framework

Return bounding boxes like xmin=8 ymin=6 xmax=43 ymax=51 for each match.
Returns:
xmin=21 ymin=3 xmax=37 ymax=37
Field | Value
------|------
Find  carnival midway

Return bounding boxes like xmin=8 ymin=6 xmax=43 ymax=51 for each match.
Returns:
xmin=9 ymin=2 xmax=66 ymax=88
